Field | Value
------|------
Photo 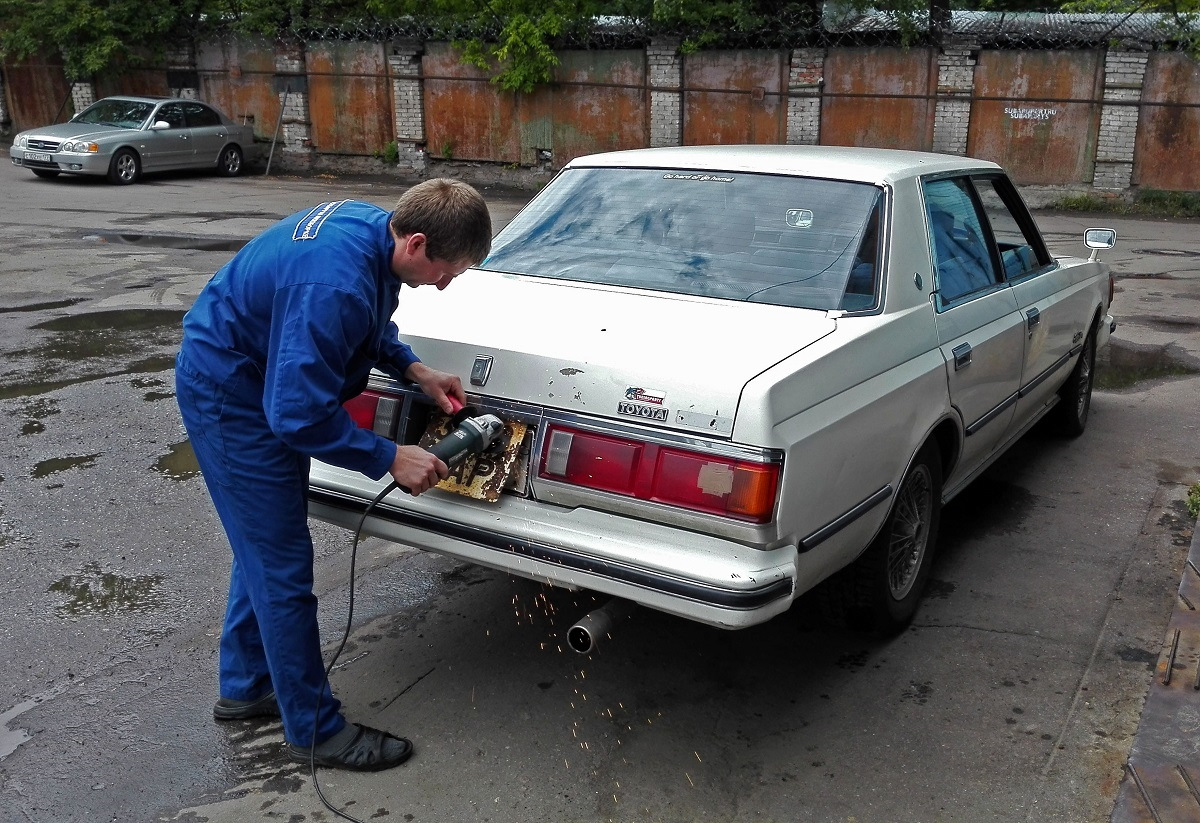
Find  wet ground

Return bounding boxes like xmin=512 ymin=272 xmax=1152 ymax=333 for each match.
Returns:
xmin=0 ymin=169 xmax=1196 ymax=823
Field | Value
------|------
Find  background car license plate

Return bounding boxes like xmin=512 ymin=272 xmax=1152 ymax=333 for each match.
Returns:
xmin=418 ymin=414 xmax=529 ymax=502
xmin=25 ymin=152 xmax=52 ymax=163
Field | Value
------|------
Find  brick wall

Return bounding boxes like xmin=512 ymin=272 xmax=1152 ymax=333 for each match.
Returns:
xmin=648 ymin=38 xmax=682 ymax=148
xmin=1093 ymin=51 xmax=1148 ymax=190
xmin=786 ymin=48 xmax=824 ymax=145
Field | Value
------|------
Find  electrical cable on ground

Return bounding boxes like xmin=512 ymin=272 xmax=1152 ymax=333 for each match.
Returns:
xmin=310 ymin=478 xmax=401 ymax=823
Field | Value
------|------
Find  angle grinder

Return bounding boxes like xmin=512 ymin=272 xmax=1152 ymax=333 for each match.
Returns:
xmin=427 ymin=398 xmax=505 ymax=469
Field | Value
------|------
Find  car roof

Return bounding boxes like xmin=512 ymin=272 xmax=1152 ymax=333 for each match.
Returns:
xmin=98 ymin=95 xmax=206 ymax=105
xmin=563 ymin=145 xmax=1002 ymax=185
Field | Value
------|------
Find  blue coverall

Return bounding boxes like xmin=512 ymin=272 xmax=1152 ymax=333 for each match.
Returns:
xmin=175 ymin=200 xmax=418 ymax=747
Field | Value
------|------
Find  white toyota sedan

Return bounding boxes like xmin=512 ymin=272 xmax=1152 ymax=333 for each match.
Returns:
xmin=308 ymin=145 xmax=1116 ymax=646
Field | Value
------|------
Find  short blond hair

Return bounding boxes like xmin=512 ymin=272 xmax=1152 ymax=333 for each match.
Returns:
xmin=390 ymin=178 xmax=492 ymax=265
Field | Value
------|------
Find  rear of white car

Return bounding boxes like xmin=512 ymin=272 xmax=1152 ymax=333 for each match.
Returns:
xmin=307 ymin=145 xmax=1113 ymax=636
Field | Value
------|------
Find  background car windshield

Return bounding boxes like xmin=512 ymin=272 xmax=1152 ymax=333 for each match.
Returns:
xmin=481 ymin=167 xmax=883 ymax=311
xmin=74 ymin=99 xmax=153 ymax=129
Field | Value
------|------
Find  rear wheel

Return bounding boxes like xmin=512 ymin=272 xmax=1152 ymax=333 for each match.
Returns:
xmin=32 ymin=169 xmax=60 ymax=179
xmin=823 ymin=442 xmax=943 ymax=633
xmin=217 ymin=145 xmax=243 ymax=177
xmin=1051 ymin=324 xmax=1096 ymax=438
xmin=107 ymin=148 xmax=140 ymax=185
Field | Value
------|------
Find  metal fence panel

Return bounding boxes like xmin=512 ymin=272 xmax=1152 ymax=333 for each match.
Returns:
xmin=2 ymin=54 xmax=72 ymax=129
xmin=547 ymin=50 xmax=647 ymax=168
xmin=197 ymin=38 xmax=277 ymax=140
xmin=682 ymin=50 xmax=786 ymax=145
xmin=968 ymin=49 xmax=1103 ymax=186
xmin=307 ymin=41 xmax=392 ymax=156
xmin=423 ymin=43 xmax=521 ymax=164
xmin=95 ymin=69 xmax=168 ymax=99
xmin=821 ymin=47 xmax=936 ymax=150
xmin=1134 ymin=52 xmax=1200 ymax=191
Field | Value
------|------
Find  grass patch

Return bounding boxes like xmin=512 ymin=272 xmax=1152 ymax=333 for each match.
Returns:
xmin=1187 ymin=482 xmax=1200 ymax=519
xmin=1050 ymin=189 xmax=1200 ymax=219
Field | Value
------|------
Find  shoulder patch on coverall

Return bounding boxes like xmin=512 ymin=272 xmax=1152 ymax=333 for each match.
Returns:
xmin=293 ymin=200 xmax=351 ymax=241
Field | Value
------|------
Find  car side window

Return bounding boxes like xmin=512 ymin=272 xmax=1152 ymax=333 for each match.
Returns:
xmin=157 ymin=103 xmax=186 ymax=130
xmin=924 ymin=177 xmax=997 ymax=306
xmin=182 ymin=102 xmax=221 ymax=128
xmin=972 ymin=177 xmax=1051 ymax=281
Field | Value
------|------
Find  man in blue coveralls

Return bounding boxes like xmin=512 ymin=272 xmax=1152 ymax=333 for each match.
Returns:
xmin=175 ymin=178 xmax=492 ymax=771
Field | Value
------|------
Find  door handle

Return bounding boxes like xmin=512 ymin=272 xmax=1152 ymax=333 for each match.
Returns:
xmin=952 ymin=343 xmax=972 ymax=371
xmin=1026 ymin=307 xmax=1040 ymax=329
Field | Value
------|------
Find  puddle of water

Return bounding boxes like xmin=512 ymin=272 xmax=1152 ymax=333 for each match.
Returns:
xmin=0 ymin=298 xmax=88 ymax=314
xmin=154 ymin=440 xmax=199 ymax=481
xmin=0 ymin=355 xmax=177 ymax=401
xmin=48 ymin=561 xmax=164 ymax=616
xmin=34 ymin=308 xmax=185 ymax=334
xmin=32 ymin=453 xmax=100 ymax=479
xmin=17 ymin=398 xmax=60 ymax=420
xmin=15 ymin=309 xmax=185 ymax=365
xmin=144 ymin=390 xmax=175 ymax=402
xmin=85 ymin=233 xmax=249 ymax=253
xmin=1097 ymin=341 xmax=1200 ymax=390
xmin=20 ymin=420 xmax=44 ymax=436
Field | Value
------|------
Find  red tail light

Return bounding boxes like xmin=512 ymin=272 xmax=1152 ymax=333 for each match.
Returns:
xmin=539 ymin=424 xmax=779 ymax=523
xmin=344 ymin=391 xmax=383 ymax=429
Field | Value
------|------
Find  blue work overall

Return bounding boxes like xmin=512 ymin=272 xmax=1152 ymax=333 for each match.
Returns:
xmin=175 ymin=200 xmax=418 ymax=748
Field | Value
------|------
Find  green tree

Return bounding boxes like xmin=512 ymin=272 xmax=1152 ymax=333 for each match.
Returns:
xmin=0 ymin=0 xmax=213 ymax=80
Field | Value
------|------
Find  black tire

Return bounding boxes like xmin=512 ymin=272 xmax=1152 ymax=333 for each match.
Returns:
xmin=107 ymin=148 xmax=140 ymax=185
xmin=1051 ymin=324 xmax=1096 ymax=438
xmin=824 ymin=442 xmax=943 ymax=634
xmin=32 ymin=169 xmax=60 ymax=179
xmin=217 ymin=145 xmax=243 ymax=177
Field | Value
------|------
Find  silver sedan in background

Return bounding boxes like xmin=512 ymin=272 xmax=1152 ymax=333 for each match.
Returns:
xmin=8 ymin=95 xmax=258 ymax=184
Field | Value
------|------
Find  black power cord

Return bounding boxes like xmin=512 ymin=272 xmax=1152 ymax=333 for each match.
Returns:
xmin=309 ymin=478 xmax=402 ymax=823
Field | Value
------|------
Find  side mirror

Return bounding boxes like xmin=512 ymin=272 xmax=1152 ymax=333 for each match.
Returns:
xmin=151 ymin=120 xmax=171 ymax=130
xmin=1084 ymin=228 xmax=1116 ymax=249
xmin=1084 ymin=228 xmax=1116 ymax=261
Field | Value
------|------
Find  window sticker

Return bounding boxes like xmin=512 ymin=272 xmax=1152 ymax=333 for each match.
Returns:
xmin=786 ymin=209 xmax=814 ymax=228
xmin=662 ymin=173 xmax=735 ymax=183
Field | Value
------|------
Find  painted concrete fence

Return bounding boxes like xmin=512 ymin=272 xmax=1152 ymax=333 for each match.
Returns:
xmin=2 ymin=38 xmax=1198 ymax=192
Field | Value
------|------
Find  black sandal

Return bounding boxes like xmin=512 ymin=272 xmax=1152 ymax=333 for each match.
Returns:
xmin=287 ymin=723 xmax=413 ymax=771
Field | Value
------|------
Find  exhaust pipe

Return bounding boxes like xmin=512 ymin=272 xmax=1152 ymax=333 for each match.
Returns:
xmin=567 ymin=598 xmax=636 ymax=654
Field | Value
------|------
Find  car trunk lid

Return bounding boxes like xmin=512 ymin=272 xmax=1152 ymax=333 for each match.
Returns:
xmin=396 ymin=270 xmax=836 ymax=438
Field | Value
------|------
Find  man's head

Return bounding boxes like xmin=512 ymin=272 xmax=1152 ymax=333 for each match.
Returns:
xmin=389 ymin=178 xmax=492 ymax=289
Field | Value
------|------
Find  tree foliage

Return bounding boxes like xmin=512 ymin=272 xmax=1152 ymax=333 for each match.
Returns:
xmin=1 ymin=0 xmax=1197 ymax=88
xmin=0 ymin=0 xmax=210 ymax=80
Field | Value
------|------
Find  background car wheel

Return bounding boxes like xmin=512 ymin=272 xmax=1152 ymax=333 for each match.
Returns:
xmin=107 ymin=148 xmax=141 ymax=185
xmin=1051 ymin=324 xmax=1097 ymax=438
xmin=820 ymin=441 xmax=943 ymax=634
xmin=217 ymin=145 xmax=243 ymax=177
xmin=31 ymin=169 xmax=60 ymax=179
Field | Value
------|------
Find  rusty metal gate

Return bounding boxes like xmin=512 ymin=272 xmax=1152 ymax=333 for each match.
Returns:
xmin=1 ymin=54 xmax=72 ymax=130
xmin=968 ymin=50 xmax=1103 ymax=186
xmin=95 ymin=69 xmax=168 ymax=100
xmin=306 ymin=42 xmax=393 ymax=156
xmin=198 ymin=38 xmax=278 ymax=140
xmin=820 ymin=47 xmax=937 ymax=151
xmin=1133 ymin=52 xmax=1200 ymax=192
xmin=424 ymin=44 xmax=647 ymax=169
xmin=682 ymin=50 xmax=786 ymax=146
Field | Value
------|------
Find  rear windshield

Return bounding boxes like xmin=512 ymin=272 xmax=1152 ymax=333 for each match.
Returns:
xmin=481 ymin=167 xmax=884 ymax=311
xmin=73 ymin=99 xmax=154 ymax=129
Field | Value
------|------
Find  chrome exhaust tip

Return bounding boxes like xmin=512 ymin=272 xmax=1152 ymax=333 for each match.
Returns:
xmin=566 ymin=598 xmax=636 ymax=654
